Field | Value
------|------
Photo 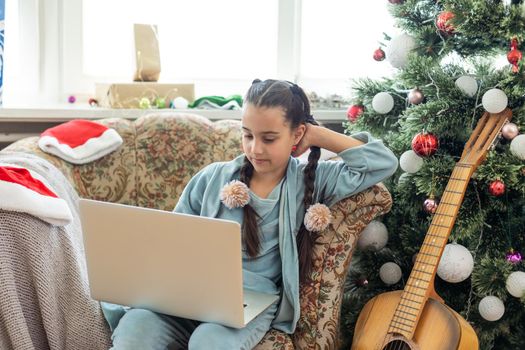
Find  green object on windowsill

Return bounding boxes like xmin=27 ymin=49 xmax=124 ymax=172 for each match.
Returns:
xmin=189 ymin=95 xmax=243 ymax=110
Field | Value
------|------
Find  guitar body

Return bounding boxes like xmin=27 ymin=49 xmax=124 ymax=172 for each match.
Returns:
xmin=351 ymin=291 xmax=479 ymax=350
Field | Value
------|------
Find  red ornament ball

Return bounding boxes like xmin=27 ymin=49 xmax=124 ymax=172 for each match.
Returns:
xmin=347 ymin=105 xmax=365 ymax=123
xmin=88 ymin=98 xmax=98 ymax=107
xmin=507 ymin=38 xmax=522 ymax=73
xmin=436 ymin=11 xmax=455 ymax=34
xmin=373 ymin=47 xmax=386 ymax=61
xmin=488 ymin=180 xmax=505 ymax=196
xmin=423 ymin=197 xmax=438 ymax=214
xmin=411 ymin=132 xmax=439 ymax=157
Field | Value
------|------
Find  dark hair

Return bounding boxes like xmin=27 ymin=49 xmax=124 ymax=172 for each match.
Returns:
xmin=240 ymin=79 xmax=321 ymax=283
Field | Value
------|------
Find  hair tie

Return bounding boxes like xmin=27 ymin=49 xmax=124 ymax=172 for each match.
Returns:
xmin=305 ymin=114 xmax=315 ymax=123
xmin=220 ymin=180 xmax=250 ymax=209
xmin=290 ymin=84 xmax=301 ymax=96
xmin=304 ymin=203 xmax=332 ymax=232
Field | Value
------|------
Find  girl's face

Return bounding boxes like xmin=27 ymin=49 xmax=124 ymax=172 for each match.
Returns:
xmin=241 ymin=103 xmax=305 ymax=179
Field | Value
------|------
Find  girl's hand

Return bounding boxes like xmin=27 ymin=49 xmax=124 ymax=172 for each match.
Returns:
xmin=292 ymin=124 xmax=318 ymax=157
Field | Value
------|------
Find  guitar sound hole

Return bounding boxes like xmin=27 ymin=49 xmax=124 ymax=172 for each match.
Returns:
xmin=383 ymin=340 xmax=412 ymax=350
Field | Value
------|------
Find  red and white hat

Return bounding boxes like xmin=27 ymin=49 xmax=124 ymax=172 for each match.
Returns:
xmin=38 ymin=119 xmax=123 ymax=164
xmin=0 ymin=165 xmax=73 ymax=226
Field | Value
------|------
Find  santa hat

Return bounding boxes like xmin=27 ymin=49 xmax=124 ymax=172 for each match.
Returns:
xmin=0 ymin=165 xmax=73 ymax=226
xmin=38 ymin=119 xmax=123 ymax=164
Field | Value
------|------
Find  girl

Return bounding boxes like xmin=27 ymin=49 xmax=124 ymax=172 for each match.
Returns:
xmin=105 ymin=79 xmax=398 ymax=349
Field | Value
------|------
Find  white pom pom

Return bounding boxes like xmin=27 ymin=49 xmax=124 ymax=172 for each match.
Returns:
xmin=455 ymin=76 xmax=478 ymax=97
xmin=506 ymin=271 xmax=525 ymax=298
xmin=437 ymin=243 xmax=474 ymax=283
xmin=510 ymin=134 xmax=525 ymax=160
xmin=379 ymin=262 xmax=402 ymax=285
xmin=478 ymin=296 xmax=505 ymax=321
xmin=385 ymin=33 xmax=417 ymax=69
xmin=357 ymin=220 xmax=389 ymax=251
xmin=482 ymin=88 xmax=508 ymax=113
xmin=372 ymin=92 xmax=394 ymax=114
xmin=399 ymin=150 xmax=423 ymax=174
xmin=172 ymin=96 xmax=189 ymax=109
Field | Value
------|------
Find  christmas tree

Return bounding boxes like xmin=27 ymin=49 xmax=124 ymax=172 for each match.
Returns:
xmin=341 ymin=1 xmax=525 ymax=349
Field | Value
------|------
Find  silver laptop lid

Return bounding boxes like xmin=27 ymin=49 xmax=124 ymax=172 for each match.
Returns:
xmin=79 ymin=199 xmax=246 ymax=328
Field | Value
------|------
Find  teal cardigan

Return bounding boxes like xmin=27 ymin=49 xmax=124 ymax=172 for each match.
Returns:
xmin=173 ymin=132 xmax=398 ymax=334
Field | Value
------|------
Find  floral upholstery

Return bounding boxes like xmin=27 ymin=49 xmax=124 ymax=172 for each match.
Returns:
xmin=4 ymin=112 xmax=392 ymax=349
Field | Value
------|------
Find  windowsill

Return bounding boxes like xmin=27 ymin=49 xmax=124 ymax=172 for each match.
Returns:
xmin=0 ymin=106 xmax=347 ymax=123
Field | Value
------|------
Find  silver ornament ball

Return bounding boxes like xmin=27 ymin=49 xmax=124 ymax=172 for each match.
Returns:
xmin=408 ymin=88 xmax=424 ymax=104
xmin=506 ymin=271 xmax=525 ymax=298
xmin=357 ymin=220 xmax=389 ymax=251
xmin=379 ymin=262 xmax=402 ymax=285
xmin=437 ymin=243 xmax=474 ymax=283
xmin=478 ymin=296 xmax=505 ymax=322
xmin=482 ymin=89 xmax=508 ymax=114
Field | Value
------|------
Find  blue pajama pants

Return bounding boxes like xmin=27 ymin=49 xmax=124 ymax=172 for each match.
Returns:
xmin=109 ymin=302 xmax=278 ymax=350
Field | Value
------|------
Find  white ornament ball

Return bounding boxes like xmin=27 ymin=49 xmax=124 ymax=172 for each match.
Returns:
xmin=505 ymin=271 xmax=525 ymax=298
xmin=398 ymin=172 xmax=410 ymax=185
xmin=172 ymin=96 xmax=189 ymax=109
xmin=437 ymin=243 xmax=474 ymax=283
xmin=385 ymin=33 xmax=417 ymax=69
xmin=455 ymin=76 xmax=478 ymax=97
xmin=379 ymin=262 xmax=402 ymax=285
xmin=482 ymin=88 xmax=508 ymax=114
xmin=478 ymin=296 xmax=505 ymax=321
xmin=399 ymin=150 xmax=423 ymax=174
xmin=372 ymin=92 xmax=394 ymax=114
xmin=510 ymin=134 xmax=525 ymax=160
xmin=357 ymin=220 xmax=389 ymax=251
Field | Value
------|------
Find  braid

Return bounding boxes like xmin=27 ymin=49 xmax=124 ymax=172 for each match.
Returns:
xmin=239 ymin=156 xmax=261 ymax=257
xmin=297 ymin=142 xmax=322 ymax=283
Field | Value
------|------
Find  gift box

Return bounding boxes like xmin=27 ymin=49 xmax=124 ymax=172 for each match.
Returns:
xmin=95 ymin=83 xmax=195 ymax=109
xmin=133 ymin=24 xmax=161 ymax=82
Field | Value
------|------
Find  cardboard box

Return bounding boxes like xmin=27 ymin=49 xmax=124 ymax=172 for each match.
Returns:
xmin=95 ymin=83 xmax=195 ymax=109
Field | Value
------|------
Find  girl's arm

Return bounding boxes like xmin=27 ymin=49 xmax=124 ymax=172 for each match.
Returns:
xmin=293 ymin=124 xmax=365 ymax=156
xmin=297 ymin=125 xmax=398 ymax=206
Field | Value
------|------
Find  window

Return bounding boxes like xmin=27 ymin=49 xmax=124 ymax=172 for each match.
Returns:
xmin=83 ymin=0 xmax=278 ymax=81
xmin=5 ymin=0 xmax=396 ymax=106
xmin=299 ymin=0 xmax=395 ymax=96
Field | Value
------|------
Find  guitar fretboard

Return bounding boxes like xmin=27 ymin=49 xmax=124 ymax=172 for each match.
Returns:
xmin=387 ymin=163 xmax=475 ymax=338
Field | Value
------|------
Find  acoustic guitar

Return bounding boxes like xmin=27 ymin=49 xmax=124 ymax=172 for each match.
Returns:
xmin=351 ymin=108 xmax=512 ymax=350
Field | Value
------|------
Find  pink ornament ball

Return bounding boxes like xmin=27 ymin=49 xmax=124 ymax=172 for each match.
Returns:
xmin=502 ymin=123 xmax=519 ymax=140
xmin=68 ymin=95 xmax=76 ymax=104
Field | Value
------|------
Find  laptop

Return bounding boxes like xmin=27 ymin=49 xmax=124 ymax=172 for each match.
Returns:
xmin=79 ymin=198 xmax=279 ymax=328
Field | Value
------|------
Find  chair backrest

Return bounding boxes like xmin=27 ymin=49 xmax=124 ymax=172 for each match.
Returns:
xmin=4 ymin=113 xmax=243 ymax=211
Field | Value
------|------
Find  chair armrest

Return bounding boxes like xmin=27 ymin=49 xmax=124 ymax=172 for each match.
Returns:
xmin=293 ymin=183 xmax=392 ymax=349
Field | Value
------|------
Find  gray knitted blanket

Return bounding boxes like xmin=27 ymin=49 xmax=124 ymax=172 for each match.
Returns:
xmin=0 ymin=152 xmax=111 ymax=350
